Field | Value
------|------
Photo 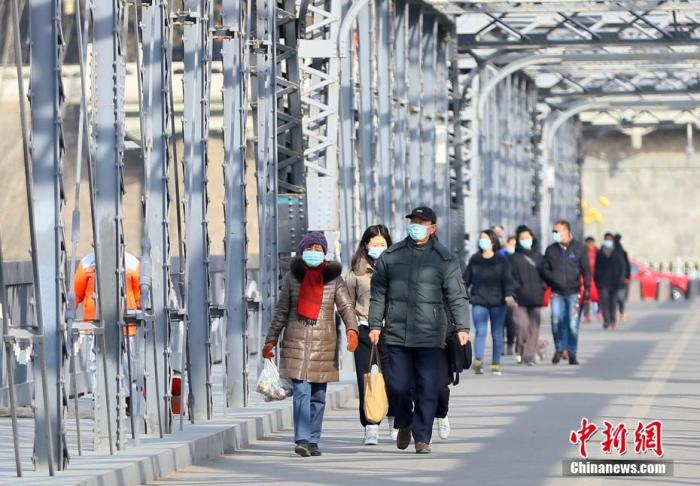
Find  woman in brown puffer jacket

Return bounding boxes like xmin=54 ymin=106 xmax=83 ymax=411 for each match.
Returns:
xmin=262 ymin=231 xmax=359 ymax=458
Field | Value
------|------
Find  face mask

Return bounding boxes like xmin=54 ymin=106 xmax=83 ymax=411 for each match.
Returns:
xmin=552 ymin=232 xmax=563 ymax=244
xmin=519 ymin=238 xmax=533 ymax=250
xmin=367 ymin=246 xmax=387 ymax=260
xmin=302 ymin=250 xmax=325 ymax=267
xmin=506 ymin=247 xmax=516 ymax=255
xmin=603 ymin=240 xmax=614 ymax=250
xmin=478 ymin=238 xmax=493 ymax=251
xmin=407 ymin=223 xmax=429 ymax=241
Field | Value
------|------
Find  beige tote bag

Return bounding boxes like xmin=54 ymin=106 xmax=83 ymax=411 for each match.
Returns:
xmin=363 ymin=343 xmax=389 ymax=423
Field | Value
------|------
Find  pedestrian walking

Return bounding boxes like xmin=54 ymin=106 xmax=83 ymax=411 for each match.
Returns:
xmin=583 ymin=236 xmax=600 ymax=323
xmin=463 ymin=229 xmax=517 ymax=376
xmin=614 ymin=233 xmax=631 ymax=322
xmin=542 ymin=220 xmax=591 ymax=366
xmin=509 ymin=225 xmax=546 ymax=366
xmin=595 ymin=233 xmax=628 ymax=329
xmin=504 ymin=235 xmax=518 ymax=357
xmin=346 ymin=224 xmax=396 ymax=445
xmin=263 ymin=232 xmax=359 ymax=457
xmin=368 ymin=206 xmax=470 ymax=454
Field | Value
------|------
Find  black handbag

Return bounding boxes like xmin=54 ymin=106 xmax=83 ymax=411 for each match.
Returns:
xmin=446 ymin=331 xmax=473 ymax=385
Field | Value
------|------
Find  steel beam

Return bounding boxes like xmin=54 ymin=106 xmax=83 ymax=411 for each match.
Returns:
xmin=406 ymin=5 xmax=423 ymax=207
xmin=141 ymin=0 xmax=170 ymax=434
xmin=183 ymin=0 xmax=213 ymax=422
xmin=91 ymin=0 xmax=126 ymax=452
xmin=221 ymin=0 xmax=248 ymax=409
xmin=391 ymin=0 xmax=409 ymax=237
xmin=356 ymin=5 xmax=375 ymax=227
xmin=376 ymin=0 xmax=393 ymax=227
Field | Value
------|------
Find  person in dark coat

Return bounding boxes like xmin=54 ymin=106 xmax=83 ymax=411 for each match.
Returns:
xmin=509 ymin=225 xmax=546 ymax=365
xmin=614 ymin=233 xmax=631 ymax=322
xmin=463 ymin=229 xmax=517 ymax=376
xmin=368 ymin=206 xmax=470 ymax=455
xmin=595 ymin=233 xmax=629 ymax=329
xmin=542 ymin=220 xmax=591 ymax=365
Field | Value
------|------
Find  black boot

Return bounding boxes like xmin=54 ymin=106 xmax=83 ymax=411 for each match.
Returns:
xmin=552 ymin=351 xmax=562 ymax=364
xmin=308 ymin=443 xmax=322 ymax=456
xmin=294 ymin=440 xmax=311 ymax=457
xmin=569 ymin=354 xmax=579 ymax=365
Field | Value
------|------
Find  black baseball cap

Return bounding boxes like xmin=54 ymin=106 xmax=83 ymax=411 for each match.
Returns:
xmin=405 ymin=206 xmax=437 ymax=224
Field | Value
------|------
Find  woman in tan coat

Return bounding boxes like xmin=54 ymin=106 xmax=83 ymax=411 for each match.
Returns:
xmin=346 ymin=224 xmax=394 ymax=445
xmin=263 ymin=231 xmax=359 ymax=457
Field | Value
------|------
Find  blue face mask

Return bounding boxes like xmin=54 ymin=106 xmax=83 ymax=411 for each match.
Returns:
xmin=302 ymin=250 xmax=325 ymax=267
xmin=552 ymin=232 xmax=563 ymax=244
xmin=478 ymin=238 xmax=493 ymax=251
xmin=367 ymin=246 xmax=387 ymax=260
xmin=519 ymin=238 xmax=533 ymax=250
xmin=407 ymin=223 xmax=429 ymax=241
xmin=603 ymin=240 xmax=614 ymax=250
xmin=506 ymin=247 xmax=516 ymax=255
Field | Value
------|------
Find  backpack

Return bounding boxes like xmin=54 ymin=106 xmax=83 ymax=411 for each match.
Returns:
xmin=446 ymin=331 xmax=473 ymax=385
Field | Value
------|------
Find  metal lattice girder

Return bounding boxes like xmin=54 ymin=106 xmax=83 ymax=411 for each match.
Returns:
xmin=356 ymin=4 xmax=375 ymax=229
xmin=221 ymin=0 xmax=248 ymax=409
xmin=456 ymin=7 xmax=700 ymax=49
xmin=375 ymin=0 xmax=394 ymax=229
xmin=140 ymin=0 xmax=171 ymax=434
xmin=548 ymin=119 xmax=583 ymax=237
xmin=27 ymin=0 xmax=67 ymax=471
xmin=91 ymin=0 xmax=127 ymax=452
xmin=420 ymin=14 xmax=437 ymax=208
xmin=182 ymin=0 xmax=213 ymax=422
xmin=439 ymin=1 xmax=700 ymax=15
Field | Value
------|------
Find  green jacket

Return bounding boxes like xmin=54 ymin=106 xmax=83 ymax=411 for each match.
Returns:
xmin=368 ymin=237 xmax=470 ymax=348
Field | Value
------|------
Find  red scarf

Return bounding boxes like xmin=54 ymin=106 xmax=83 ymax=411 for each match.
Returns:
xmin=297 ymin=262 xmax=327 ymax=321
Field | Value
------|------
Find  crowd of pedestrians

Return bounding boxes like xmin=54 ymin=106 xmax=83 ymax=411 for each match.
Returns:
xmin=261 ymin=207 xmax=631 ymax=457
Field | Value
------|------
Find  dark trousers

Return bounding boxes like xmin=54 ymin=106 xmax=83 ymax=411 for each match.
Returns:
xmin=599 ymin=288 xmax=618 ymax=326
xmin=505 ymin=308 xmax=516 ymax=346
xmin=387 ymin=345 xmax=441 ymax=444
xmin=354 ymin=326 xmax=394 ymax=426
xmin=616 ymin=283 xmax=628 ymax=314
xmin=436 ymin=347 xmax=450 ymax=419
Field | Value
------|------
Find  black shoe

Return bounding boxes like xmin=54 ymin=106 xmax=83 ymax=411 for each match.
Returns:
xmin=308 ymin=443 xmax=322 ymax=456
xmin=294 ymin=440 xmax=311 ymax=457
xmin=397 ymin=426 xmax=412 ymax=450
xmin=552 ymin=351 xmax=562 ymax=364
xmin=569 ymin=355 xmax=579 ymax=365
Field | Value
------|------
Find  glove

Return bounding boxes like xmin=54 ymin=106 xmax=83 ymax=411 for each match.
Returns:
xmin=346 ymin=330 xmax=359 ymax=353
xmin=262 ymin=341 xmax=276 ymax=359
xmin=505 ymin=296 xmax=517 ymax=309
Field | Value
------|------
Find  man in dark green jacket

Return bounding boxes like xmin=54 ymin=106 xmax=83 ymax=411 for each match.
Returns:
xmin=368 ymin=206 xmax=470 ymax=454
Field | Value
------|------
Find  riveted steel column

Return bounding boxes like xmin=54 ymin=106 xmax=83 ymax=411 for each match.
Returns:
xmin=375 ymin=0 xmax=393 ymax=227
xmin=356 ymin=5 xmax=375 ymax=227
xmin=28 ymin=0 xmax=66 ymax=470
xmin=406 ymin=6 xmax=422 ymax=207
xmin=183 ymin=0 xmax=213 ymax=422
xmin=141 ymin=0 xmax=170 ymax=433
xmin=419 ymin=14 xmax=436 ymax=207
xmin=221 ymin=0 xmax=248 ymax=409
xmin=91 ymin=0 xmax=127 ymax=451
xmin=391 ymin=0 xmax=408 ymax=237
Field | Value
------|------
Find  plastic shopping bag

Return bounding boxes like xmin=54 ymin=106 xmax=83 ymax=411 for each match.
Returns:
xmin=256 ymin=358 xmax=293 ymax=401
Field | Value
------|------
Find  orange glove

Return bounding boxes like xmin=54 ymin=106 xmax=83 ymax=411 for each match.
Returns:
xmin=262 ymin=341 xmax=276 ymax=359
xmin=346 ymin=330 xmax=359 ymax=353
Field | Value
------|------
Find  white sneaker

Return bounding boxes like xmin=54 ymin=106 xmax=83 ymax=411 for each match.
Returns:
xmin=515 ymin=354 xmax=523 ymax=364
xmin=388 ymin=416 xmax=398 ymax=440
xmin=437 ymin=417 xmax=451 ymax=440
xmin=363 ymin=424 xmax=379 ymax=445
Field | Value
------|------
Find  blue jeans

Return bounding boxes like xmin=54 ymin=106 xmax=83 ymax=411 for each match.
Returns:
xmin=292 ymin=380 xmax=327 ymax=444
xmin=472 ymin=305 xmax=507 ymax=365
xmin=551 ymin=293 xmax=581 ymax=355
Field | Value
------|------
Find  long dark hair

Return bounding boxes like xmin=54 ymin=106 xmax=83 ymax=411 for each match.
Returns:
xmin=480 ymin=228 xmax=500 ymax=253
xmin=351 ymin=225 xmax=392 ymax=271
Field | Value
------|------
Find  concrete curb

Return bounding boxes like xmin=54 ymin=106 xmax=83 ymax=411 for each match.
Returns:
xmin=19 ymin=381 xmax=357 ymax=486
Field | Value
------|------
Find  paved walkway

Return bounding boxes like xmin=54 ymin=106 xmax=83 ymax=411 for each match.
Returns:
xmin=153 ymin=301 xmax=700 ymax=486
